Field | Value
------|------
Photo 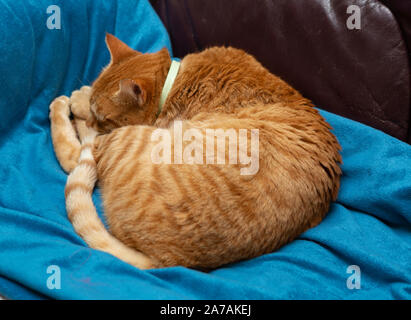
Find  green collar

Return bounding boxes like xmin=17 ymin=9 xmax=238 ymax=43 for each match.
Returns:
xmin=157 ymin=59 xmax=181 ymax=117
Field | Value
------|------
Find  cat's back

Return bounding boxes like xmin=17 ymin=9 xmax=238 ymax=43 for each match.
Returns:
xmin=175 ymin=46 xmax=306 ymax=112
xmin=95 ymin=46 xmax=342 ymax=269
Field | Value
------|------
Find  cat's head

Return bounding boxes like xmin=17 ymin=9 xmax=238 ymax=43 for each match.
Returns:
xmin=87 ymin=34 xmax=171 ymax=133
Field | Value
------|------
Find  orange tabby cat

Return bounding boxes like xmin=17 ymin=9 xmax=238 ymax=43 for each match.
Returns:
xmin=49 ymin=34 xmax=341 ymax=269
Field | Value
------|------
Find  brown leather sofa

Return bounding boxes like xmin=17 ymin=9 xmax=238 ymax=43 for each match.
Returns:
xmin=150 ymin=0 xmax=411 ymax=143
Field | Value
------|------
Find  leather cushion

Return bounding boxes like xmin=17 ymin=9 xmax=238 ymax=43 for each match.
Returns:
xmin=151 ymin=0 xmax=410 ymax=142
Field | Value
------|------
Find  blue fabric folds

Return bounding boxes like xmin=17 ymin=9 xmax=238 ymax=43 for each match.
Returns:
xmin=0 ymin=0 xmax=410 ymax=300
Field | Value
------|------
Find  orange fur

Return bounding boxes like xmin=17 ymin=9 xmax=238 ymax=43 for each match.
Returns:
xmin=51 ymin=34 xmax=342 ymax=269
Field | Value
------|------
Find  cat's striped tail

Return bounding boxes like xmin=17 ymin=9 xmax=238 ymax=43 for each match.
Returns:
xmin=64 ymin=130 xmax=155 ymax=269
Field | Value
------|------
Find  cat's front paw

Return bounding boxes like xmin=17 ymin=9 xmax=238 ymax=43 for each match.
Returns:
xmin=70 ymin=85 xmax=92 ymax=120
xmin=49 ymin=95 xmax=70 ymax=118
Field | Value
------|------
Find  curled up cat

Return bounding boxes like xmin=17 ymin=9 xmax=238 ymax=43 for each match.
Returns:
xmin=49 ymin=34 xmax=342 ymax=270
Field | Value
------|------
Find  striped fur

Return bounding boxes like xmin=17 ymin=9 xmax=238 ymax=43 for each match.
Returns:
xmin=49 ymin=96 xmax=81 ymax=173
xmin=65 ymin=128 xmax=155 ymax=269
xmin=50 ymin=38 xmax=342 ymax=269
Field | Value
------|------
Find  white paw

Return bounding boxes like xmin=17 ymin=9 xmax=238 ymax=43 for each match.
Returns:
xmin=49 ymin=95 xmax=70 ymax=116
xmin=70 ymin=85 xmax=92 ymax=120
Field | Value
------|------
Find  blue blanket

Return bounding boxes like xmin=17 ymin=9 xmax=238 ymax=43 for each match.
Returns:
xmin=0 ymin=0 xmax=410 ymax=300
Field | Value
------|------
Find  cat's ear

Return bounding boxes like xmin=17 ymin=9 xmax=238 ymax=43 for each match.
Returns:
xmin=159 ymin=47 xmax=170 ymax=56
xmin=105 ymin=33 xmax=140 ymax=64
xmin=119 ymin=79 xmax=148 ymax=106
